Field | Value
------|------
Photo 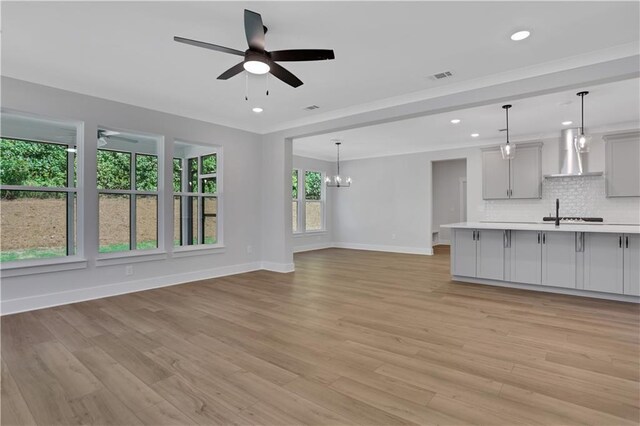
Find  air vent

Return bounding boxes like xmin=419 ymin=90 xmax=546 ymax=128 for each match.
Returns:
xmin=303 ymin=105 xmax=320 ymax=111
xmin=430 ymin=71 xmax=453 ymax=80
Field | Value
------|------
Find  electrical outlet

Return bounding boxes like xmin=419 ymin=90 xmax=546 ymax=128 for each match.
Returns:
xmin=246 ymin=245 xmax=253 ymax=254
xmin=125 ymin=265 xmax=133 ymax=276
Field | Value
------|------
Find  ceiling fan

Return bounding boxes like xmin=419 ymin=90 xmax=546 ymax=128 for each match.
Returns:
xmin=174 ymin=9 xmax=335 ymax=88
xmin=97 ymin=130 xmax=138 ymax=147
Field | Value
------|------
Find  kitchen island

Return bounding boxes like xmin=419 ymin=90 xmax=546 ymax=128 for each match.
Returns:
xmin=442 ymin=222 xmax=640 ymax=301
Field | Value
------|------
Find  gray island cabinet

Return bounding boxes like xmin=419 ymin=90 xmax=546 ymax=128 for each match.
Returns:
xmin=443 ymin=222 xmax=640 ymax=301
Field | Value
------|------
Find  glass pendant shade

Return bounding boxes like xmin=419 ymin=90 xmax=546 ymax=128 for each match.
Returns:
xmin=500 ymin=142 xmax=516 ymax=160
xmin=326 ymin=140 xmax=351 ymax=188
xmin=574 ymin=131 xmax=591 ymax=153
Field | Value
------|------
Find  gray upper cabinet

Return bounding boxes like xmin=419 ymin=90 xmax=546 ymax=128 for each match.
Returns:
xmin=482 ymin=142 xmax=542 ymax=200
xmin=510 ymin=144 xmax=542 ymax=199
xmin=482 ymin=149 xmax=510 ymax=199
xmin=605 ymin=131 xmax=640 ymax=198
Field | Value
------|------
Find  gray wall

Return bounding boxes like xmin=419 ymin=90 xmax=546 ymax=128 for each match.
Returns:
xmin=1 ymin=77 xmax=264 ymax=313
xmin=432 ymin=159 xmax=467 ymax=244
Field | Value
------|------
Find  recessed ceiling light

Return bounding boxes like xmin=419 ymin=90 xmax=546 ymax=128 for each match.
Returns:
xmin=252 ymin=107 xmax=263 ymax=113
xmin=450 ymin=119 xmax=461 ymax=124
xmin=562 ymin=121 xmax=573 ymax=126
xmin=471 ymin=133 xmax=479 ymax=138
xmin=510 ymin=30 xmax=530 ymax=41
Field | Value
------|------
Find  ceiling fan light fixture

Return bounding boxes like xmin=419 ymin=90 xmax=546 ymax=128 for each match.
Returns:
xmin=243 ymin=59 xmax=270 ymax=75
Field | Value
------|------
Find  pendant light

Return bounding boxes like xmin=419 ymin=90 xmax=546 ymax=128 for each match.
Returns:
xmin=500 ymin=104 xmax=515 ymax=160
xmin=325 ymin=139 xmax=351 ymax=188
xmin=574 ymin=91 xmax=591 ymax=153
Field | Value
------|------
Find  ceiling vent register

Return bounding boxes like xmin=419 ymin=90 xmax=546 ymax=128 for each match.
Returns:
xmin=431 ymin=71 xmax=454 ymax=80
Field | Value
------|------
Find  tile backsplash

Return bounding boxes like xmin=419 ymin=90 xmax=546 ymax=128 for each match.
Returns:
xmin=483 ymin=176 xmax=640 ymax=224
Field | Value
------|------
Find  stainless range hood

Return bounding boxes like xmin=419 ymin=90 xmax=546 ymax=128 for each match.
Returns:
xmin=544 ymin=128 xmax=603 ymax=178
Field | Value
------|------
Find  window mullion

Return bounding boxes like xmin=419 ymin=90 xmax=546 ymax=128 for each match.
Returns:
xmin=130 ymin=153 xmax=136 ymax=250
xmin=66 ymin=149 xmax=75 ymax=256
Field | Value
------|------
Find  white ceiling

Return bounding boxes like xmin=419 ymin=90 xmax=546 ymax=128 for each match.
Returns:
xmin=2 ymin=2 xmax=639 ymax=134
xmin=293 ymin=78 xmax=640 ymax=161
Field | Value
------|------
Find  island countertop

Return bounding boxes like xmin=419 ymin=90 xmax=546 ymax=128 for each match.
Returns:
xmin=442 ymin=221 xmax=640 ymax=234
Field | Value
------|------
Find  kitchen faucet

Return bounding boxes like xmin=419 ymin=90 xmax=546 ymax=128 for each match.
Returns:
xmin=555 ymin=199 xmax=560 ymax=227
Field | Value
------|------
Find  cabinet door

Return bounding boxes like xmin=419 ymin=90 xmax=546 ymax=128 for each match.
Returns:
xmin=542 ymin=232 xmax=577 ymax=288
xmin=606 ymin=134 xmax=640 ymax=197
xmin=512 ymin=230 xmax=542 ymax=285
xmin=482 ymin=149 xmax=510 ymax=200
xmin=476 ymin=230 xmax=504 ymax=280
xmin=510 ymin=144 xmax=542 ymax=199
xmin=623 ymin=234 xmax=640 ymax=296
xmin=584 ymin=233 xmax=624 ymax=294
xmin=452 ymin=229 xmax=476 ymax=277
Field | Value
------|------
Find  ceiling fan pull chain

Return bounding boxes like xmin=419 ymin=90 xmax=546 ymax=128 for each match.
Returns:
xmin=245 ymin=73 xmax=249 ymax=101
xmin=266 ymin=74 xmax=269 ymax=96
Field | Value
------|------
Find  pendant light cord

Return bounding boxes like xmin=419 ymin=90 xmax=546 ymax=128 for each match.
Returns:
xmin=506 ymin=107 xmax=510 ymax=144
xmin=336 ymin=143 xmax=340 ymax=176
xmin=580 ymin=93 xmax=584 ymax=135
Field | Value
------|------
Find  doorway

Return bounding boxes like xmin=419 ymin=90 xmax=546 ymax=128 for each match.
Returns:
xmin=431 ymin=158 xmax=467 ymax=246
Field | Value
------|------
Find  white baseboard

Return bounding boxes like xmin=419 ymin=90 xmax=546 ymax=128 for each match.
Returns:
xmin=260 ymin=261 xmax=295 ymax=273
xmin=293 ymin=242 xmax=334 ymax=253
xmin=2 ymin=262 xmax=262 ymax=316
xmin=333 ymin=242 xmax=433 ymax=256
xmin=452 ymin=275 xmax=640 ymax=303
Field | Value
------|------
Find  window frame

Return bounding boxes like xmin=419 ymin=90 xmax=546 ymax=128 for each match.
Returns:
xmin=172 ymin=141 xmax=223 ymax=252
xmin=292 ymin=168 xmax=302 ymax=234
xmin=0 ymin=112 xmax=83 ymax=268
xmin=96 ymin=129 xmax=163 ymax=258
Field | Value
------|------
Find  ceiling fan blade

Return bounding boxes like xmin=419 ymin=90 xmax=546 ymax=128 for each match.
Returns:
xmin=268 ymin=61 xmax=303 ymax=88
xmin=270 ymin=49 xmax=335 ymax=62
xmin=244 ymin=9 xmax=265 ymax=51
xmin=174 ymin=36 xmax=244 ymax=56
xmin=217 ymin=62 xmax=245 ymax=80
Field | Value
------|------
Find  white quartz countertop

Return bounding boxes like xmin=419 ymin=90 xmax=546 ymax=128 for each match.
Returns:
xmin=442 ymin=221 xmax=640 ymax=234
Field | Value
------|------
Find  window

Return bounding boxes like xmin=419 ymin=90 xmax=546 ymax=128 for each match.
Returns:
xmin=292 ymin=169 xmax=300 ymax=232
xmin=173 ymin=141 xmax=220 ymax=247
xmin=97 ymin=130 xmax=160 ymax=253
xmin=0 ymin=114 xmax=78 ymax=262
xmin=304 ymin=170 xmax=324 ymax=231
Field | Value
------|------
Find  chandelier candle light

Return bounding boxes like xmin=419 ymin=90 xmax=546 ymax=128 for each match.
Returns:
xmin=500 ymin=104 xmax=515 ymax=160
xmin=575 ymin=91 xmax=591 ymax=153
xmin=325 ymin=140 xmax=351 ymax=188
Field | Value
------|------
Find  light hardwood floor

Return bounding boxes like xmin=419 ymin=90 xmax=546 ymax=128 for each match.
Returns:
xmin=2 ymin=247 xmax=639 ymax=425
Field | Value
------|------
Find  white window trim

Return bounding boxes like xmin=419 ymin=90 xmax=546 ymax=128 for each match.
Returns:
xmin=96 ymin=137 xmax=163 ymax=257
xmin=292 ymin=168 xmax=303 ymax=234
xmin=172 ymin=141 xmax=223 ymax=250
xmin=0 ymin=112 xmax=84 ymax=274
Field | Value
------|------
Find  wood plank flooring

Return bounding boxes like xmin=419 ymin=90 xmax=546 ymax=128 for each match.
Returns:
xmin=2 ymin=247 xmax=639 ymax=425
